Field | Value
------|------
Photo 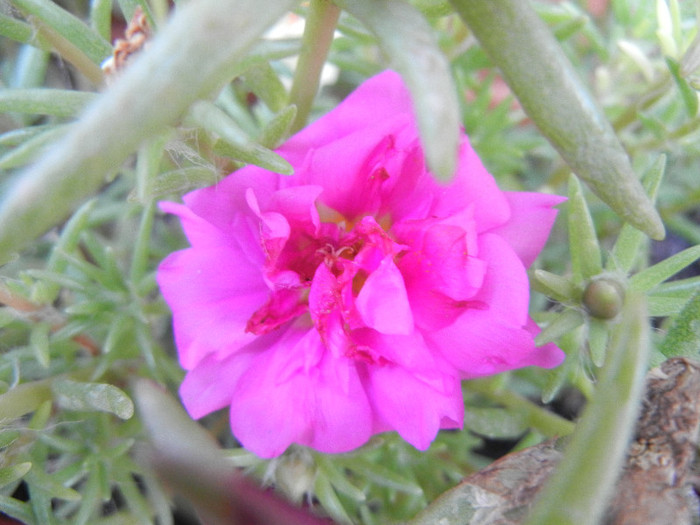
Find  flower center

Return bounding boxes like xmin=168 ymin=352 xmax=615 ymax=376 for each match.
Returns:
xmin=245 ymin=213 xmax=403 ymax=341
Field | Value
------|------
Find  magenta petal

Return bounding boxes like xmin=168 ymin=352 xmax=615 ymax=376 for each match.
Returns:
xmin=427 ymin=309 xmax=563 ymax=378
xmin=180 ymin=350 xmax=256 ymax=419
xmin=472 ymin=233 xmax=530 ymax=326
xmin=296 ymin=116 xmax=412 ymax=220
xmin=490 ymin=192 xmax=566 ymax=267
xmin=523 ymin=317 xmax=566 ymax=369
xmin=365 ymin=365 xmax=463 ymax=450
xmin=266 ymin=185 xmax=323 ymax=233
xmin=158 ymin=251 xmax=266 ymax=369
xmin=429 ymin=137 xmax=511 ymax=232
xmin=181 ymin=166 xmax=280 ymax=232
xmin=279 ymin=70 xmax=413 ymax=161
xmin=229 ymin=329 xmax=372 ymax=458
xmin=156 ymin=206 xmax=269 ymax=371
xmin=356 ymin=258 xmax=413 ymax=335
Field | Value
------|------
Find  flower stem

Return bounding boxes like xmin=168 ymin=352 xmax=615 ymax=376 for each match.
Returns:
xmin=523 ymin=294 xmax=650 ymax=525
xmin=288 ymin=0 xmax=341 ymax=133
xmin=464 ymin=380 xmax=575 ymax=438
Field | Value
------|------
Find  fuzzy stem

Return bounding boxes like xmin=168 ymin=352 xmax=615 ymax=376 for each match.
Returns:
xmin=523 ymin=295 xmax=650 ymax=525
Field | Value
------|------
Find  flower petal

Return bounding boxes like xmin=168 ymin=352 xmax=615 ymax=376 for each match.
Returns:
xmin=156 ymin=207 xmax=267 ymax=369
xmin=180 ymin=346 xmax=258 ymax=419
xmin=471 ymin=233 xmax=530 ymax=325
xmin=364 ymin=365 xmax=463 ymax=450
xmin=230 ymin=329 xmax=372 ymax=458
xmin=181 ymin=166 xmax=280 ymax=232
xmin=429 ymin=137 xmax=511 ymax=232
xmin=295 ymin=115 xmax=414 ymax=220
xmin=490 ymin=192 xmax=566 ymax=267
xmin=427 ymin=308 xmax=563 ymax=378
xmin=356 ymin=257 xmax=413 ymax=335
xmin=280 ymin=70 xmax=414 ymax=161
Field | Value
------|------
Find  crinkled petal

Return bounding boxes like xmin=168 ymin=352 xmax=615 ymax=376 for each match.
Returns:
xmin=279 ymin=70 xmax=414 ymax=164
xmin=267 ymin=185 xmax=323 ymax=234
xmin=490 ymin=192 xmax=566 ymax=267
xmin=156 ymin=207 xmax=267 ymax=369
xmin=295 ymin=116 xmax=413 ymax=220
xmin=471 ymin=233 xmax=530 ymax=326
xmin=523 ymin=317 xmax=566 ymax=369
xmin=356 ymin=257 xmax=413 ymax=335
xmin=364 ymin=365 xmax=463 ymax=450
xmin=427 ymin=308 xmax=563 ymax=378
xmin=230 ymin=329 xmax=372 ymax=458
xmin=429 ymin=137 xmax=511 ymax=232
xmin=182 ymin=166 xmax=280 ymax=232
xmin=352 ymin=328 xmax=447 ymax=373
xmin=160 ymin=202 xmax=262 ymax=267
xmin=180 ymin=346 xmax=260 ymax=419
xmin=158 ymin=250 xmax=266 ymax=369
xmin=396 ymin=219 xmax=486 ymax=301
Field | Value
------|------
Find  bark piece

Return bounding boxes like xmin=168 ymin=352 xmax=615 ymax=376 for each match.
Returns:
xmin=409 ymin=358 xmax=700 ymax=525
xmin=604 ymin=357 xmax=700 ymax=525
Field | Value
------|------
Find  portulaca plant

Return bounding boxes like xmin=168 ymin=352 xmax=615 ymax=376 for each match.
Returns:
xmin=0 ymin=1 xmax=699 ymax=524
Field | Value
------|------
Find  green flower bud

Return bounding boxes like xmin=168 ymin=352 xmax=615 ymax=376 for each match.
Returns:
xmin=583 ymin=278 xmax=626 ymax=320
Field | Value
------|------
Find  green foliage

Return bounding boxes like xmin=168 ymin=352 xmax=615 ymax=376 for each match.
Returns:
xmin=1 ymin=0 xmax=700 ymax=524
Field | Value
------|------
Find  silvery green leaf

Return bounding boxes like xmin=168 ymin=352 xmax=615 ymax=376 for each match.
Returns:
xmin=568 ymin=175 xmax=602 ymax=282
xmin=243 ymin=62 xmax=289 ymax=113
xmin=0 ymin=89 xmax=96 ymax=117
xmin=0 ymin=463 xmax=31 ymax=489
xmin=535 ymin=309 xmax=585 ymax=346
xmin=629 ymin=245 xmax=700 ymax=292
xmin=52 ymin=379 xmax=135 ymax=420
xmin=465 ymin=407 xmax=528 ymax=440
xmin=609 ymin=155 xmax=665 ymax=273
xmin=258 ymin=105 xmax=298 ymax=149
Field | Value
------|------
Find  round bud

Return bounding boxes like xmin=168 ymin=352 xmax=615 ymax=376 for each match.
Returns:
xmin=582 ymin=278 xmax=625 ymax=320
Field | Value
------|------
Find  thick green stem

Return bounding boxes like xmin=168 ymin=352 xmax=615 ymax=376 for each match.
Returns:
xmin=523 ymin=294 xmax=650 ymax=525
xmin=289 ymin=0 xmax=341 ymax=132
xmin=0 ymin=0 xmax=300 ymax=264
xmin=450 ymin=0 xmax=664 ymax=240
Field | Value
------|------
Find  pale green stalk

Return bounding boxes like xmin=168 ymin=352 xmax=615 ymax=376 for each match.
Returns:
xmin=289 ymin=0 xmax=341 ymax=132
xmin=31 ymin=17 xmax=105 ymax=86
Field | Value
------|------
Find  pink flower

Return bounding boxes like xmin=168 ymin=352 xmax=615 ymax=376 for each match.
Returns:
xmin=157 ymin=71 xmax=565 ymax=458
